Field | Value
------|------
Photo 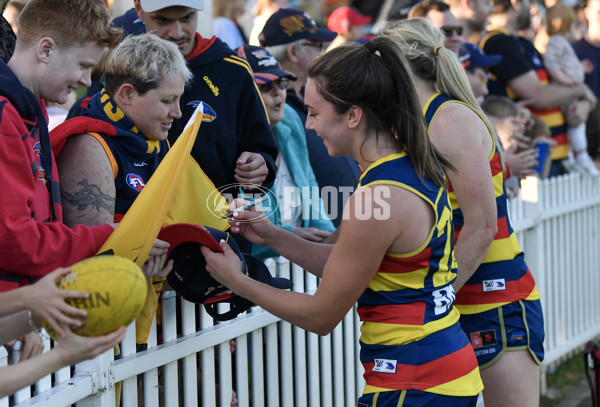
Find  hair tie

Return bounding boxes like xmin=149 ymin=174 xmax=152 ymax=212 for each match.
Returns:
xmin=364 ymin=41 xmax=377 ymax=54
xmin=433 ymin=45 xmax=442 ymax=56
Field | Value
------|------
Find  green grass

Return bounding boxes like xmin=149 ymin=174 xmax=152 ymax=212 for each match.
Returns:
xmin=541 ymin=352 xmax=592 ymax=407
xmin=75 ymin=84 xmax=88 ymax=99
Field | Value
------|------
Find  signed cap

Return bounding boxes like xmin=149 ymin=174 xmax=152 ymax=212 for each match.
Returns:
xmin=158 ymin=223 xmax=292 ymax=321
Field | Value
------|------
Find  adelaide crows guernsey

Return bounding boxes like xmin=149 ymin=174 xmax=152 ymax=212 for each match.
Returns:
xmin=423 ymin=93 xmax=540 ymax=315
xmin=357 ymin=153 xmax=483 ymax=397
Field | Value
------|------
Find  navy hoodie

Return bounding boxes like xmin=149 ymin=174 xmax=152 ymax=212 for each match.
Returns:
xmin=172 ymin=34 xmax=278 ymax=198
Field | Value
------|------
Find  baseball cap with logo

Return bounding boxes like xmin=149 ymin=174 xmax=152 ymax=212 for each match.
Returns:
xmin=259 ymin=8 xmax=338 ymax=47
xmin=327 ymin=6 xmax=372 ymax=33
xmin=139 ymin=0 xmax=204 ymax=12
xmin=237 ymin=44 xmax=297 ymax=84
xmin=158 ymin=223 xmax=293 ymax=321
xmin=459 ymin=42 xmax=502 ymax=69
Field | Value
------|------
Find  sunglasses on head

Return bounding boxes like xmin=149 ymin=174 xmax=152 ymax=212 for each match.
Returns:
xmin=258 ymin=78 xmax=290 ymax=93
xmin=441 ymin=25 xmax=464 ymax=37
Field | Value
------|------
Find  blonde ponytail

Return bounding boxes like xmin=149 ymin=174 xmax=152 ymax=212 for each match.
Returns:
xmin=384 ymin=18 xmax=503 ymax=168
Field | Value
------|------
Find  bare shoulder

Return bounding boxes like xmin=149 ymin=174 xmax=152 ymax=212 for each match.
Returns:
xmin=429 ymin=101 xmax=491 ymax=154
xmin=59 ymin=133 xmax=106 ymax=157
xmin=430 ymin=101 xmax=486 ymax=130
xmin=57 ymin=134 xmax=112 ymax=177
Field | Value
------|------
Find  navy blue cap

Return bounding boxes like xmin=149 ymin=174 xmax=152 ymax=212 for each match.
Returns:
xmin=259 ymin=8 xmax=337 ymax=47
xmin=459 ymin=42 xmax=502 ymax=69
xmin=158 ymin=223 xmax=293 ymax=321
xmin=237 ymin=44 xmax=297 ymax=84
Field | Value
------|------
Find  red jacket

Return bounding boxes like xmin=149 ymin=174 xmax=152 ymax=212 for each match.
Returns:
xmin=0 ymin=93 xmax=112 ymax=291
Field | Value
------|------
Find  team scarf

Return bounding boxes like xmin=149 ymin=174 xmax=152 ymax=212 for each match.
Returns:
xmin=81 ymin=88 xmax=165 ymax=160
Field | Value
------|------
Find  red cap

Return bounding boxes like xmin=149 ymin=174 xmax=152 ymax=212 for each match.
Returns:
xmin=327 ymin=6 xmax=372 ymax=33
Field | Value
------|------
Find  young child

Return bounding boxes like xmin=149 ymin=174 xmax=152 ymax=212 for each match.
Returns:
xmin=483 ymin=95 xmax=554 ymax=180
xmin=458 ymin=42 xmax=502 ymax=103
xmin=543 ymin=1 xmax=599 ymax=175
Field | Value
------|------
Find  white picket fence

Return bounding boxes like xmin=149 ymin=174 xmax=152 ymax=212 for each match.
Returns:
xmin=1 ymin=172 xmax=599 ymax=407
xmin=509 ymin=174 xmax=600 ymax=392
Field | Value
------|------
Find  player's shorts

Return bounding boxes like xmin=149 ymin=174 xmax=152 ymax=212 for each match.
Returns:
xmin=459 ymin=299 xmax=545 ymax=368
xmin=357 ymin=389 xmax=478 ymax=407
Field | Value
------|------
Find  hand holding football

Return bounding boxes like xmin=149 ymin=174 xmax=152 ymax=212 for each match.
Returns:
xmin=42 ymin=255 xmax=147 ymax=340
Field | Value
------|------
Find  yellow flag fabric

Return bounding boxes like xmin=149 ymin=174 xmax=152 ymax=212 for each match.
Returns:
xmin=164 ymin=155 xmax=230 ymax=227
xmin=97 ymin=103 xmax=230 ymax=343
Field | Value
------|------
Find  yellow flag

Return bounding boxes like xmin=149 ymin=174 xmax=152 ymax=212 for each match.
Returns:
xmin=96 ymin=103 xmax=229 ymax=343
xmin=97 ymin=102 xmax=229 ymax=264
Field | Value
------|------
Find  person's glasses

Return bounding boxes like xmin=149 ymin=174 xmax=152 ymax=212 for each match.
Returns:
xmin=301 ymin=41 xmax=325 ymax=51
xmin=258 ymin=78 xmax=290 ymax=93
xmin=441 ymin=25 xmax=464 ymax=37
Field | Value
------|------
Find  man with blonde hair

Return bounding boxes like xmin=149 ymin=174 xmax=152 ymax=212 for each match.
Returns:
xmin=0 ymin=0 xmax=123 ymax=358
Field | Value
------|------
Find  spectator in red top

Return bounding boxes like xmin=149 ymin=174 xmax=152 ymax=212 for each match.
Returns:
xmin=0 ymin=0 xmax=167 ymax=358
xmin=326 ymin=6 xmax=372 ymax=49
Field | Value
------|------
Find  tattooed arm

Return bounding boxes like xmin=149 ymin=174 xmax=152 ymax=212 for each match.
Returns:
xmin=56 ymin=134 xmax=116 ymax=227
xmin=57 ymin=135 xmax=172 ymax=279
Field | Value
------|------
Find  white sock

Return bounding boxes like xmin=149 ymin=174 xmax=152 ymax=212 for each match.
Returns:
xmin=567 ymin=123 xmax=588 ymax=155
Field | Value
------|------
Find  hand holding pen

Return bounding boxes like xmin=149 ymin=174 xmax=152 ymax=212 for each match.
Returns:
xmin=220 ymin=195 xmax=268 ymax=219
xmin=221 ymin=195 xmax=277 ymax=246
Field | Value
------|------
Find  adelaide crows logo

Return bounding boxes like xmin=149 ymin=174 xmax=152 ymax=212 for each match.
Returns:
xmin=187 ymin=101 xmax=216 ymax=122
